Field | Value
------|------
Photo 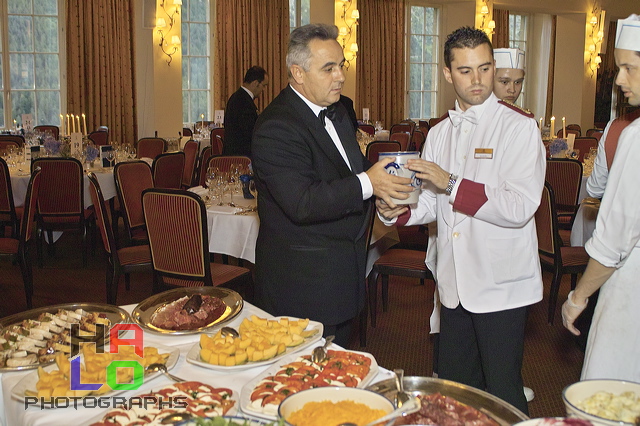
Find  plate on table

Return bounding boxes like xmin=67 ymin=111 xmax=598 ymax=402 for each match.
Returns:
xmin=0 ymin=303 xmax=130 ymax=372
xmin=11 ymin=343 xmax=179 ymax=407
xmin=132 ymin=287 xmax=243 ymax=335
xmin=186 ymin=316 xmax=323 ymax=372
xmin=239 ymin=347 xmax=379 ymax=421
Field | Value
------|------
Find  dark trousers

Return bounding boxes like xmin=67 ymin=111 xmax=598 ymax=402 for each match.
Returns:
xmin=323 ymin=319 xmax=353 ymax=348
xmin=439 ymin=303 xmax=529 ymax=415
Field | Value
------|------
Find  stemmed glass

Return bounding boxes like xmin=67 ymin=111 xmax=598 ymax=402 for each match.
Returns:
xmin=107 ymin=150 xmax=116 ymax=169
xmin=248 ymin=179 xmax=257 ymax=200
xmin=205 ymin=166 xmax=219 ymax=201
xmin=227 ymin=172 xmax=237 ymax=207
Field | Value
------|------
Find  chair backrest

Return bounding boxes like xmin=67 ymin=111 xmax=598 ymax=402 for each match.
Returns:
xmin=20 ymin=167 xmax=42 ymax=246
xmin=87 ymin=172 xmax=114 ymax=255
xmin=365 ymin=141 xmax=402 ymax=163
xmin=573 ymin=137 xmax=598 ymax=162
xmin=0 ymin=158 xmax=18 ymax=236
xmin=534 ymin=182 xmax=559 ymax=259
xmin=211 ymin=135 xmax=224 ymax=156
xmin=182 ymin=127 xmax=193 ymax=137
xmin=136 ymin=137 xmax=166 ymax=159
xmin=0 ymin=135 xmax=25 ymax=147
xmin=208 ymin=155 xmax=251 ymax=174
xmin=142 ymin=188 xmax=212 ymax=287
xmin=556 ymin=128 xmax=580 ymax=138
xmin=585 ymin=128 xmax=603 ymax=137
xmin=389 ymin=132 xmax=410 ymax=151
xmin=390 ymin=123 xmax=413 ymax=136
xmin=412 ymin=129 xmax=426 ymax=153
xmin=88 ymin=130 xmax=109 ymax=146
xmin=0 ymin=141 xmax=20 ymax=152
xmin=210 ymin=127 xmax=225 ymax=142
xmin=358 ymin=124 xmax=375 ymax=136
xmin=34 ymin=125 xmax=60 ymax=140
xmin=114 ymin=161 xmax=154 ymax=232
xmin=545 ymin=159 xmax=583 ymax=214
xmin=182 ymin=140 xmax=199 ymax=188
xmin=567 ymin=124 xmax=581 ymax=135
xmin=197 ymin=146 xmax=213 ymax=187
xmin=31 ymin=157 xmax=84 ymax=218
xmin=152 ymin=152 xmax=185 ymax=189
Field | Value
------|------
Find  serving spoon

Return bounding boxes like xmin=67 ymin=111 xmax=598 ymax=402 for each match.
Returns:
xmin=311 ymin=335 xmax=335 ymax=364
xmin=394 ymin=368 xmax=410 ymax=408
xmin=220 ymin=326 xmax=240 ymax=338
xmin=145 ymin=363 xmax=186 ymax=382
xmin=338 ymin=395 xmax=421 ymax=426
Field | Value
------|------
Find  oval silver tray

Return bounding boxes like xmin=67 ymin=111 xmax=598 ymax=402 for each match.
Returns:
xmin=131 ymin=286 xmax=243 ymax=335
xmin=367 ymin=375 xmax=529 ymax=425
xmin=0 ymin=302 xmax=131 ymax=372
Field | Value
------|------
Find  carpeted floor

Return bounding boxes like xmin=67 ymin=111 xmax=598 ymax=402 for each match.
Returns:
xmin=0 ymin=230 xmax=585 ymax=420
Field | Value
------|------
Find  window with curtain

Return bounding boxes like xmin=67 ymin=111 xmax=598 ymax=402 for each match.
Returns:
xmin=182 ymin=0 xmax=211 ymax=124
xmin=0 ymin=0 xmax=62 ymax=129
xmin=509 ymin=13 xmax=528 ymax=107
xmin=407 ymin=4 xmax=439 ymax=120
xmin=289 ymin=0 xmax=310 ymax=32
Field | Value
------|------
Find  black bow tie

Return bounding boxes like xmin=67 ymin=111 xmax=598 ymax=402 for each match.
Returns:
xmin=319 ymin=104 xmax=337 ymax=126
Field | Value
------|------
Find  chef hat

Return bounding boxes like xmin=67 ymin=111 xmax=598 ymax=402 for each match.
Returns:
xmin=493 ymin=48 xmax=525 ymax=70
xmin=616 ymin=14 xmax=640 ymax=51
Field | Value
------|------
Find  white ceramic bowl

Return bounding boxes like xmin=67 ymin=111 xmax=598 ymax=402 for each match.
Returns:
xmin=278 ymin=386 xmax=395 ymax=426
xmin=563 ymin=379 xmax=640 ymax=425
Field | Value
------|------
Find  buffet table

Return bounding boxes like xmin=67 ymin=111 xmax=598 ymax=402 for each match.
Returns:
xmin=0 ymin=302 xmax=394 ymax=426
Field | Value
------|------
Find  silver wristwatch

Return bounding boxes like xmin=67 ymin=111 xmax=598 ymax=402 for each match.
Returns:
xmin=445 ymin=173 xmax=458 ymax=196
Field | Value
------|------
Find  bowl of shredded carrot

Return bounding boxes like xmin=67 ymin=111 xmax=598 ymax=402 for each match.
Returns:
xmin=278 ymin=386 xmax=394 ymax=426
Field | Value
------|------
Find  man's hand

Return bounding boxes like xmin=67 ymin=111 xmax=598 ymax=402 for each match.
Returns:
xmin=366 ymin=157 xmax=413 ymax=207
xmin=376 ymin=198 xmax=408 ymax=220
xmin=407 ymin=159 xmax=450 ymax=191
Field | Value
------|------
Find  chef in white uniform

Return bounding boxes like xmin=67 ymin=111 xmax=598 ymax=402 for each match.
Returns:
xmin=562 ymin=14 xmax=640 ymax=382
xmin=493 ymin=48 xmax=526 ymax=104
xmin=378 ymin=26 xmax=545 ymax=414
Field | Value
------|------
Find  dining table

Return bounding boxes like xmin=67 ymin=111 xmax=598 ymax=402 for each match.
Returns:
xmin=0 ymin=301 xmax=394 ymax=426
xmin=570 ymin=198 xmax=600 ymax=247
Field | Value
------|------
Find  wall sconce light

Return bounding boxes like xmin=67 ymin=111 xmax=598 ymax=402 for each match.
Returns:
xmin=338 ymin=0 xmax=359 ymax=70
xmin=479 ymin=0 xmax=495 ymax=35
xmin=156 ymin=0 xmax=182 ymax=66
xmin=586 ymin=6 xmax=606 ymax=76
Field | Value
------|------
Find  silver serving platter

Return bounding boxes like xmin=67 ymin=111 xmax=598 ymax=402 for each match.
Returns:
xmin=367 ymin=376 xmax=529 ymax=425
xmin=132 ymin=286 xmax=243 ymax=335
xmin=0 ymin=302 xmax=131 ymax=372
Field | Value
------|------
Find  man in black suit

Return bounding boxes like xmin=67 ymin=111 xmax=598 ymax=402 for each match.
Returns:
xmin=251 ymin=24 xmax=411 ymax=346
xmin=223 ymin=66 xmax=268 ymax=156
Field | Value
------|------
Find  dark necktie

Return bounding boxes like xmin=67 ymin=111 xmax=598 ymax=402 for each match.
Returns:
xmin=319 ymin=104 xmax=337 ymax=126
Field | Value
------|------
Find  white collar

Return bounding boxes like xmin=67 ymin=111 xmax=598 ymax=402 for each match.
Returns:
xmin=241 ymin=86 xmax=254 ymax=99
xmin=290 ymin=85 xmax=325 ymax=118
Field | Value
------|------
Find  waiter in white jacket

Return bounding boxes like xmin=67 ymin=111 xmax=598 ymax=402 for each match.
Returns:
xmin=378 ymin=27 xmax=545 ymax=414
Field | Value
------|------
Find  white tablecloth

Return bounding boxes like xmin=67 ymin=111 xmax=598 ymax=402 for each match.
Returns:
xmin=570 ymin=199 xmax=600 ymax=247
xmin=0 ymin=302 xmax=392 ymax=426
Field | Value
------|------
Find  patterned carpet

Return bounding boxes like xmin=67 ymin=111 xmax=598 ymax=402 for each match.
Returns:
xmin=0 ymin=230 xmax=585 ymax=420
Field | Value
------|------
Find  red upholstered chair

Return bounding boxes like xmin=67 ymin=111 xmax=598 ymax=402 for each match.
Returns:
xmin=34 ymin=125 xmax=60 ymax=140
xmin=196 ymin=146 xmax=213 ymax=187
xmin=211 ymin=135 xmax=224 ymax=156
xmin=586 ymin=128 xmax=603 ymax=141
xmin=411 ymin=129 xmax=426 ymax=153
xmin=0 ymin=158 xmax=19 ymax=238
xmin=0 ymin=135 xmax=25 ymax=148
xmin=152 ymin=152 xmax=185 ymax=189
xmin=358 ymin=124 xmax=375 ymax=136
xmin=390 ymin=123 xmax=413 ymax=137
xmin=182 ymin=127 xmax=193 ymax=137
xmin=535 ymin=182 xmax=589 ymax=324
xmin=114 ymin=161 xmax=153 ymax=246
xmin=142 ymin=188 xmax=252 ymax=295
xmin=88 ymin=130 xmax=109 ymax=146
xmin=0 ymin=167 xmax=41 ymax=308
xmin=210 ymin=127 xmax=225 ymax=142
xmin=573 ymin=137 xmax=598 ymax=162
xmin=389 ymin=132 xmax=410 ymax=151
xmin=365 ymin=141 xmax=401 ymax=163
xmin=31 ymin=157 xmax=90 ymax=268
xmin=87 ymin=173 xmax=152 ymax=304
xmin=208 ymin=155 xmax=251 ymax=174
xmin=182 ymin=140 xmax=199 ymax=188
xmin=545 ymin=159 xmax=583 ymax=230
xmin=136 ymin=137 xmax=166 ymax=160
xmin=567 ymin=124 xmax=581 ymax=135
xmin=556 ymin=128 xmax=580 ymax=138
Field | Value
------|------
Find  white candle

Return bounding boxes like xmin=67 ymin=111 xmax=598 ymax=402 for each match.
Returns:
xmin=550 ymin=116 xmax=555 ymax=138
xmin=539 ymin=118 xmax=543 ymax=129
xmin=76 ymin=115 xmax=81 ymax=134
xmin=66 ymin=114 xmax=71 ymax=135
xmin=71 ymin=115 xmax=76 ymax=133
xmin=82 ymin=113 xmax=88 ymax=136
xmin=60 ymin=114 xmax=64 ymax=135
xmin=13 ymin=119 xmax=17 ymax=130
xmin=562 ymin=117 xmax=566 ymax=139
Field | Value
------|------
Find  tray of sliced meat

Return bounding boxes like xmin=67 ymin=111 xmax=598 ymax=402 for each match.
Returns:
xmin=132 ymin=287 xmax=243 ymax=335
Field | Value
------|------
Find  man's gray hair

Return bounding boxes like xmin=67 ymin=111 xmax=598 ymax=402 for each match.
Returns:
xmin=287 ymin=23 xmax=339 ymax=76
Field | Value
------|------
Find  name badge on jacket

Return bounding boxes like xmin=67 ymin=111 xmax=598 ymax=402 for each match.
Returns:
xmin=474 ymin=148 xmax=493 ymax=159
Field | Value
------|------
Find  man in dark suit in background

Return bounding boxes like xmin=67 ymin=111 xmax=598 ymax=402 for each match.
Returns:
xmin=251 ymin=23 xmax=411 ymax=346
xmin=223 ymin=66 xmax=268 ymax=156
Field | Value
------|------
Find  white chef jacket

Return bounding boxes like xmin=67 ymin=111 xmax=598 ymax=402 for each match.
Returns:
xmin=586 ymin=120 xmax=613 ymax=199
xmin=389 ymin=93 xmax=546 ymax=313
xmin=582 ymin=118 xmax=640 ymax=381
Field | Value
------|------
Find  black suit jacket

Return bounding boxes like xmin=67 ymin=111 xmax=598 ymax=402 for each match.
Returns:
xmin=223 ymin=87 xmax=258 ymax=156
xmin=251 ymin=86 xmax=372 ymax=325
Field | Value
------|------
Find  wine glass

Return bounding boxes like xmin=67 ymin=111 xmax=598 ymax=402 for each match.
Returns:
xmin=248 ymin=179 xmax=258 ymax=200
xmin=107 ymin=150 xmax=116 ymax=169
xmin=227 ymin=172 xmax=237 ymax=206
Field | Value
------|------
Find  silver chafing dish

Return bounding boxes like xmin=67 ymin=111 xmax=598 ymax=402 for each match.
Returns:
xmin=367 ymin=375 xmax=530 ymax=425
